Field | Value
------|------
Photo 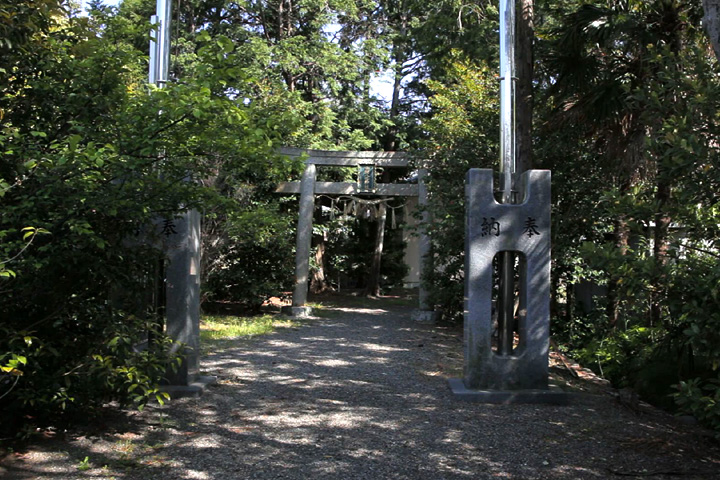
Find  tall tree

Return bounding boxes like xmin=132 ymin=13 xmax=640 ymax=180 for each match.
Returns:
xmin=516 ymin=0 xmax=534 ymax=172
xmin=364 ymin=200 xmax=388 ymax=296
xmin=543 ymin=1 xmax=697 ymax=326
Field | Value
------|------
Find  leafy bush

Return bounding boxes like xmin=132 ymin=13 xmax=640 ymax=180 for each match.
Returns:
xmin=0 ymin=314 xmax=176 ymax=434
xmin=203 ymin=204 xmax=296 ymax=311
xmin=668 ymin=254 xmax=720 ymax=429
xmin=419 ymin=57 xmax=498 ymax=322
xmin=673 ymin=377 xmax=720 ymax=433
xmin=0 ymin=3 xmax=289 ymax=436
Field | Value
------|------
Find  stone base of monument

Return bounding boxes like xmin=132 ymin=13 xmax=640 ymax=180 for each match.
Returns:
xmin=411 ymin=309 xmax=439 ymax=324
xmin=162 ymin=375 xmax=217 ymax=399
xmin=281 ymin=306 xmax=313 ymax=318
xmin=448 ymin=378 xmax=570 ymax=405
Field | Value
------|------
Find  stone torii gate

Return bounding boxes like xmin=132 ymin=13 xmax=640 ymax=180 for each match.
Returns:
xmin=276 ymin=147 xmax=436 ymax=322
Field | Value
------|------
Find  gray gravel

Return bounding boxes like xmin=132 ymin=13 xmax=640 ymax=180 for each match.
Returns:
xmin=2 ymin=298 xmax=719 ymax=479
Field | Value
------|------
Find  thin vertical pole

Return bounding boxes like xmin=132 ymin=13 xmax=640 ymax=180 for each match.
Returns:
xmin=498 ymin=0 xmax=517 ymax=356
xmin=499 ymin=0 xmax=516 ymax=193
xmin=149 ymin=0 xmax=171 ymax=87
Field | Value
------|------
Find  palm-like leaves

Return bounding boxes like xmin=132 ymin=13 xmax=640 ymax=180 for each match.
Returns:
xmin=543 ymin=0 xmax=696 ymax=183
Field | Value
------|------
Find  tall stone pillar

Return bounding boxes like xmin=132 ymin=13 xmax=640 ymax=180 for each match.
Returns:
xmin=162 ymin=209 xmax=215 ymax=397
xmin=283 ymin=163 xmax=316 ymax=317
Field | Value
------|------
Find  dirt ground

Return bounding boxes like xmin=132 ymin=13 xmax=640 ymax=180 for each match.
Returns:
xmin=2 ymin=292 xmax=719 ymax=479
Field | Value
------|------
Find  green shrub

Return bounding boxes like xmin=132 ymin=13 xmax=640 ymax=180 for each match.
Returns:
xmin=673 ymin=377 xmax=720 ymax=433
xmin=203 ymin=205 xmax=296 ymax=311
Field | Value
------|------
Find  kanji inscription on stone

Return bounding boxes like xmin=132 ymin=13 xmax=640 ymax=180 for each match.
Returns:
xmin=523 ymin=216 xmax=540 ymax=238
xmin=481 ymin=217 xmax=501 ymax=237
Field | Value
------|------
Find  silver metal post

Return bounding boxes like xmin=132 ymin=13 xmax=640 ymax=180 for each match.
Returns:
xmin=149 ymin=15 xmax=158 ymax=85
xmin=149 ymin=0 xmax=171 ymax=87
xmin=499 ymin=0 xmax=516 ymax=196
xmin=498 ymin=0 xmax=516 ymax=356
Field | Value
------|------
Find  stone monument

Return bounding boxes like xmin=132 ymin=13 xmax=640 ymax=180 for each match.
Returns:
xmin=449 ymin=0 xmax=566 ymax=403
xmin=448 ymin=170 xmax=566 ymax=403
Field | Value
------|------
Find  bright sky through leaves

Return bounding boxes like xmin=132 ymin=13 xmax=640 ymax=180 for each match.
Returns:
xmin=78 ymin=0 xmax=394 ymax=103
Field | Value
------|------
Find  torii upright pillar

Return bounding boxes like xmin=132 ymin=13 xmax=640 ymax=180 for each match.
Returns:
xmin=411 ymin=168 xmax=439 ymax=324
xmin=283 ymin=163 xmax=317 ymax=317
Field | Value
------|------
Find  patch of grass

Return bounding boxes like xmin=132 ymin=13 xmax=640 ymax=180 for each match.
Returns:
xmin=201 ymin=314 xmax=273 ymax=341
xmin=200 ymin=314 xmax=298 ymax=343
xmin=77 ymin=456 xmax=91 ymax=471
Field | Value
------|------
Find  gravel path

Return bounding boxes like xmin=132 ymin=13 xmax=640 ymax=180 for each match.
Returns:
xmin=2 ymin=298 xmax=720 ymax=479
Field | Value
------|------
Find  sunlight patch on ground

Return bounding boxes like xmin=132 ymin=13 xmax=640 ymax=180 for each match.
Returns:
xmin=185 ymin=469 xmax=211 ymax=479
xmin=272 ymin=363 xmax=298 ymax=371
xmin=313 ymin=358 xmax=353 ymax=367
xmin=317 ymin=398 xmax=347 ymax=405
xmin=254 ymin=411 xmax=372 ymax=429
xmin=266 ymin=340 xmax=305 ymax=348
xmin=248 ymin=406 xmax=402 ymax=432
xmin=329 ymin=307 xmax=389 ymax=314
xmin=552 ymin=466 xmax=603 ymax=476
xmin=358 ymin=342 xmax=408 ymax=352
xmin=346 ymin=447 xmax=386 ymax=459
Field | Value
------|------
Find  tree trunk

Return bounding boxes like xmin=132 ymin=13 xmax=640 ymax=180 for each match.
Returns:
xmin=384 ymin=13 xmax=408 ymax=151
xmin=607 ymin=216 xmax=630 ymax=328
xmin=565 ymin=281 xmax=574 ymax=327
xmin=516 ymin=0 xmax=534 ymax=172
xmin=650 ymin=179 xmax=671 ymax=326
xmin=703 ymin=0 xmax=720 ymax=61
xmin=365 ymin=201 xmax=387 ymax=297
xmin=309 ymin=231 xmax=330 ymax=294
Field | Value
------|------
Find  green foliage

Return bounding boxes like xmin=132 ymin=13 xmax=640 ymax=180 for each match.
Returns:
xmin=540 ymin=0 xmax=720 ymax=431
xmin=668 ymin=254 xmax=720 ymax=429
xmin=77 ymin=456 xmax=91 ymax=471
xmin=419 ymin=57 xmax=498 ymax=321
xmin=323 ymin=209 xmax=409 ymax=291
xmin=673 ymin=376 xmax=720 ymax=433
xmin=203 ymin=203 xmax=296 ymax=311
xmin=0 ymin=314 xmax=175 ymax=430
xmin=0 ymin=1 xmax=294 ymax=435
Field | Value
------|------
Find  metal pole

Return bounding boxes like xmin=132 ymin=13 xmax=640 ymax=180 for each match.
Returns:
xmin=499 ymin=0 xmax=516 ymax=198
xmin=149 ymin=0 xmax=171 ymax=87
xmin=498 ymin=0 xmax=516 ymax=356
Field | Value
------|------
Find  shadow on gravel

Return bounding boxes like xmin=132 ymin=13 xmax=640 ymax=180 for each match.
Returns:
xmin=3 ymin=295 xmax=720 ymax=479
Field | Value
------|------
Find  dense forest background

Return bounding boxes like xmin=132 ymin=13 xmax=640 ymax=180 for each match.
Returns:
xmin=2 ymin=0 xmax=720 ymax=436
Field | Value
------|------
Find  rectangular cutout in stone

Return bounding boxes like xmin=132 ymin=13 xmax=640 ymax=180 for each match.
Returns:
xmin=492 ymin=251 xmax=527 ymax=357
